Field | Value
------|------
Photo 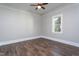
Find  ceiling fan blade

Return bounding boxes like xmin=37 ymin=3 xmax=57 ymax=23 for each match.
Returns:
xmin=42 ymin=3 xmax=48 ymax=5
xmin=30 ymin=4 xmax=38 ymax=6
xmin=41 ymin=7 xmax=45 ymax=9
xmin=35 ymin=7 xmax=38 ymax=10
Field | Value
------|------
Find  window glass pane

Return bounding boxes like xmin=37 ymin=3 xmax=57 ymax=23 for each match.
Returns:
xmin=52 ymin=14 xmax=62 ymax=33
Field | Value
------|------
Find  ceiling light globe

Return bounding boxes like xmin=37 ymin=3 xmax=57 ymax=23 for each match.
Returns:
xmin=37 ymin=6 xmax=41 ymax=9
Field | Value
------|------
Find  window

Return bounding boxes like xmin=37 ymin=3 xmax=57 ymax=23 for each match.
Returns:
xmin=52 ymin=14 xmax=63 ymax=33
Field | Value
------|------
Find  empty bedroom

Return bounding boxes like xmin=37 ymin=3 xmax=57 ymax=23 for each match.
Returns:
xmin=0 ymin=3 xmax=79 ymax=56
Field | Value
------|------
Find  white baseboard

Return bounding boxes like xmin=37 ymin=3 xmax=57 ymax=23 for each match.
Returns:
xmin=0 ymin=36 xmax=79 ymax=47
xmin=41 ymin=36 xmax=79 ymax=47
xmin=0 ymin=36 xmax=41 ymax=46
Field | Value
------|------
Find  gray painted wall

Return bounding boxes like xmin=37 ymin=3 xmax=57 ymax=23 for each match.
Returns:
xmin=0 ymin=5 xmax=41 ymax=42
xmin=0 ymin=4 xmax=79 ymax=44
xmin=42 ymin=4 xmax=79 ymax=43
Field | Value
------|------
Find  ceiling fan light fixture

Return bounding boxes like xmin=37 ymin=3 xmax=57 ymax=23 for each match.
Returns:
xmin=37 ymin=6 xmax=41 ymax=9
xmin=30 ymin=3 xmax=48 ymax=10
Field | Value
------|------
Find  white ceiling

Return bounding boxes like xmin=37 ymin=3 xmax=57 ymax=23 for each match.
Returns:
xmin=0 ymin=3 xmax=72 ymax=15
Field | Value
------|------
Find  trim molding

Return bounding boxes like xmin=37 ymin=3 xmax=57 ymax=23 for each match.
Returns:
xmin=0 ymin=36 xmax=41 ymax=46
xmin=0 ymin=36 xmax=79 ymax=47
xmin=41 ymin=36 xmax=79 ymax=47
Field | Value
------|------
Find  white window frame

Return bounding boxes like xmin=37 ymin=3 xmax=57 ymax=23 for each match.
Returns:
xmin=52 ymin=14 xmax=63 ymax=33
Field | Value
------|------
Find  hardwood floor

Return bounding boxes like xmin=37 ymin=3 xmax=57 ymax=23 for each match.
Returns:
xmin=0 ymin=38 xmax=79 ymax=56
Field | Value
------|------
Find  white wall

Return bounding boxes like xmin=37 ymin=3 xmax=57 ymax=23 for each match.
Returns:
xmin=0 ymin=5 xmax=41 ymax=42
xmin=0 ymin=4 xmax=79 ymax=45
xmin=42 ymin=4 xmax=79 ymax=43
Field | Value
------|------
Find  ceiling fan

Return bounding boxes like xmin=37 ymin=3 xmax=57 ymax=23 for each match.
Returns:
xmin=30 ymin=3 xmax=48 ymax=10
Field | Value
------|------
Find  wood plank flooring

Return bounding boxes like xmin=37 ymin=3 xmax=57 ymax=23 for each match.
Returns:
xmin=0 ymin=38 xmax=79 ymax=56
